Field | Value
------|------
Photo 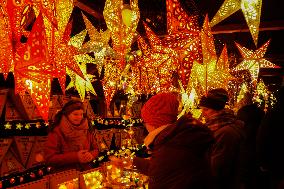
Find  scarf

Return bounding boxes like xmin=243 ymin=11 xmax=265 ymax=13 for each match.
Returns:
xmin=59 ymin=116 xmax=89 ymax=151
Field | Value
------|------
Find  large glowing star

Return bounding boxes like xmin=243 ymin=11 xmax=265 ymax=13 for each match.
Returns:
xmin=66 ymin=63 xmax=96 ymax=101
xmin=234 ymin=40 xmax=279 ymax=84
xmin=190 ymin=59 xmax=233 ymax=95
xmin=210 ymin=0 xmax=262 ymax=46
xmin=103 ymin=0 xmax=140 ymax=68
xmin=14 ymin=13 xmax=53 ymax=121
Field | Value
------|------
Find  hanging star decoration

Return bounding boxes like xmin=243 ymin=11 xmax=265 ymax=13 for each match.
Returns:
xmin=14 ymin=13 xmax=53 ymax=121
xmin=80 ymin=13 xmax=115 ymax=73
xmin=162 ymin=0 xmax=202 ymax=88
xmin=0 ymin=3 xmax=13 ymax=79
xmin=56 ymin=0 xmax=74 ymax=38
xmin=189 ymin=15 xmax=234 ymax=95
xmin=103 ymin=0 xmax=140 ymax=68
xmin=135 ymin=25 xmax=178 ymax=93
xmin=6 ymin=0 xmax=31 ymax=40
xmin=210 ymin=0 xmax=262 ymax=46
xmin=52 ymin=21 xmax=85 ymax=94
xmin=31 ymin=0 xmax=58 ymax=28
xmin=234 ymin=39 xmax=279 ymax=85
xmin=66 ymin=62 xmax=96 ymax=101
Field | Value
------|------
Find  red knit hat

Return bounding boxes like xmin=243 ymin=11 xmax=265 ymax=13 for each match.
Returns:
xmin=141 ymin=92 xmax=180 ymax=128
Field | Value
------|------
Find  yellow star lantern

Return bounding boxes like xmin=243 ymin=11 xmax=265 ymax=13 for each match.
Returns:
xmin=201 ymin=15 xmax=217 ymax=64
xmin=234 ymin=39 xmax=279 ymax=85
xmin=0 ymin=3 xmax=13 ymax=79
xmin=210 ymin=0 xmax=262 ymax=46
xmin=190 ymin=59 xmax=234 ymax=95
xmin=53 ymin=23 xmax=85 ymax=94
xmin=103 ymin=0 xmax=140 ymax=68
xmin=56 ymin=0 xmax=74 ymax=38
xmin=66 ymin=62 xmax=96 ymax=101
xmin=14 ymin=13 xmax=53 ymax=121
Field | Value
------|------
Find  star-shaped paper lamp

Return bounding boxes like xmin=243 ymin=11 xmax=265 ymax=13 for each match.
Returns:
xmin=66 ymin=63 xmax=96 ymax=101
xmin=166 ymin=0 xmax=200 ymax=34
xmin=201 ymin=15 xmax=217 ymax=64
xmin=210 ymin=0 xmax=262 ymax=46
xmin=6 ymin=0 xmax=31 ymax=40
xmin=234 ymin=39 xmax=279 ymax=85
xmin=0 ymin=4 xmax=13 ymax=79
xmin=56 ymin=0 xmax=74 ymax=38
xmin=53 ymin=22 xmax=85 ymax=94
xmin=103 ymin=0 xmax=140 ymax=68
xmin=14 ymin=13 xmax=53 ymax=121
xmin=190 ymin=59 xmax=234 ymax=95
xmin=163 ymin=0 xmax=202 ymax=88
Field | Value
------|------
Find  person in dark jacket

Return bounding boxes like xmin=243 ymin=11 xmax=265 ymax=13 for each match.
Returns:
xmin=111 ymin=92 xmax=214 ymax=189
xmin=199 ymin=88 xmax=246 ymax=189
xmin=44 ymin=99 xmax=99 ymax=172
xmin=236 ymin=92 xmax=265 ymax=189
xmin=257 ymin=86 xmax=284 ymax=189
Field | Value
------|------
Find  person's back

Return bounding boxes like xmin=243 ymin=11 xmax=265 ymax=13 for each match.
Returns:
xmin=199 ymin=88 xmax=246 ymax=189
xmin=139 ymin=114 xmax=214 ymax=189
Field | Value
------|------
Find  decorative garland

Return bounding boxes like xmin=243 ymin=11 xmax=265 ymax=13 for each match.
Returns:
xmin=0 ymin=144 xmax=149 ymax=189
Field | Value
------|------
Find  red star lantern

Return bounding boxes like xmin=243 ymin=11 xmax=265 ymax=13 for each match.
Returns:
xmin=14 ymin=13 xmax=53 ymax=121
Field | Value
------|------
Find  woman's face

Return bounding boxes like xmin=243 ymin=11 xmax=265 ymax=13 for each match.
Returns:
xmin=67 ymin=109 xmax=84 ymax=125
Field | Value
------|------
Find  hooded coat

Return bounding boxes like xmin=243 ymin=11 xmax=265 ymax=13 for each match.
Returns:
xmin=133 ymin=114 xmax=214 ymax=189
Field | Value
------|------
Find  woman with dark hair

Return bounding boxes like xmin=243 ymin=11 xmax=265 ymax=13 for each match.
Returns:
xmin=44 ymin=99 xmax=99 ymax=172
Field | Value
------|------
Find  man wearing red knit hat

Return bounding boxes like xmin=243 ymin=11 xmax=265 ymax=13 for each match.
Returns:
xmin=111 ymin=92 xmax=214 ymax=189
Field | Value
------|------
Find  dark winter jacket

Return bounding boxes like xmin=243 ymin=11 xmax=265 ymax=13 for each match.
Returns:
xmin=133 ymin=114 xmax=215 ymax=189
xmin=206 ymin=109 xmax=246 ymax=189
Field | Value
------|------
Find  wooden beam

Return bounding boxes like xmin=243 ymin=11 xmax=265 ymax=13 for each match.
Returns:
xmin=212 ymin=20 xmax=284 ymax=34
xmin=75 ymin=1 xmax=104 ymax=20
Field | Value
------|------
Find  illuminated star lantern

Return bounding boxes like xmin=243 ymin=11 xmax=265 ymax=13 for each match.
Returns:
xmin=163 ymin=0 xmax=202 ymax=88
xmin=190 ymin=59 xmax=234 ymax=95
xmin=31 ymin=0 xmax=58 ymax=28
xmin=0 ymin=3 xmax=13 ymax=79
xmin=56 ymin=0 xmax=74 ymax=38
xmin=66 ymin=62 xmax=96 ymax=101
xmin=103 ymin=0 xmax=140 ymax=68
xmin=201 ymin=15 xmax=217 ymax=64
xmin=6 ymin=0 xmax=31 ymax=40
xmin=136 ymin=26 xmax=178 ymax=93
xmin=234 ymin=39 xmax=279 ymax=85
xmin=53 ymin=23 xmax=85 ymax=94
xmin=80 ymin=13 xmax=115 ymax=73
xmin=166 ymin=0 xmax=200 ymax=34
xmin=210 ymin=0 xmax=262 ymax=46
xmin=14 ymin=13 xmax=53 ymax=121
xmin=25 ymin=123 xmax=31 ymax=129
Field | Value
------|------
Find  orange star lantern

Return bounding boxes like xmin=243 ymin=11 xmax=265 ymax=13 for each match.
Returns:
xmin=14 ymin=13 xmax=53 ymax=121
xmin=103 ymin=0 xmax=140 ymax=68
